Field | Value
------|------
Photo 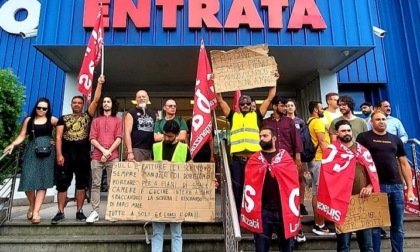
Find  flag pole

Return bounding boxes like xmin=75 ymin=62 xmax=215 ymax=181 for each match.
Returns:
xmin=212 ymin=110 xmax=221 ymax=156
xmin=100 ymin=3 xmax=104 ymax=76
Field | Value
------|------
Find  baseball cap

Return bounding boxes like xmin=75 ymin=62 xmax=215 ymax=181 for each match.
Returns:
xmin=239 ymin=95 xmax=252 ymax=105
xmin=359 ymin=102 xmax=372 ymax=108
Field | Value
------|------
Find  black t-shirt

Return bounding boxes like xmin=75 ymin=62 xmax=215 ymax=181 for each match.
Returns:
xmin=57 ymin=112 xmax=92 ymax=151
xmin=227 ymin=109 xmax=263 ymax=130
xmin=356 ymin=131 xmax=406 ymax=184
xmin=261 ymin=151 xmax=282 ymax=210
xmin=162 ymin=142 xmax=192 ymax=162
xmin=128 ymin=107 xmax=156 ymax=149
xmin=27 ymin=117 xmax=53 ymax=140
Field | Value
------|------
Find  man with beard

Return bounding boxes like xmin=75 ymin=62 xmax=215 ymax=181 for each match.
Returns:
xmin=53 ymin=76 xmax=104 ymax=224
xmin=376 ymin=100 xmax=408 ymax=143
xmin=87 ymin=96 xmax=122 ymax=223
xmin=263 ymin=96 xmax=306 ymax=241
xmin=154 ymin=98 xmax=188 ymax=143
xmin=241 ymin=126 xmax=300 ymax=252
xmin=216 ymin=83 xmax=277 ymax=218
xmin=151 ymin=120 xmax=191 ymax=252
xmin=125 ymin=90 xmax=156 ymax=161
xmin=357 ymin=111 xmax=415 ymax=252
xmin=318 ymin=120 xmax=380 ymax=252
xmin=360 ymin=102 xmax=374 ymax=124
xmin=307 ymin=101 xmax=334 ymax=236
xmin=329 ymin=95 xmax=368 ymax=142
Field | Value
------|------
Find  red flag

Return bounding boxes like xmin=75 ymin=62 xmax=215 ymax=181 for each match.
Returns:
xmin=77 ymin=9 xmax=104 ymax=102
xmin=190 ymin=40 xmax=214 ymax=159
xmin=233 ymin=90 xmax=242 ymax=112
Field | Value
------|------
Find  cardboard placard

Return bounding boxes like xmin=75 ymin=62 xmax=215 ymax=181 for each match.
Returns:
xmin=105 ymin=162 xmax=216 ymax=222
xmin=335 ymin=193 xmax=391 ymax=234
xmin=210 ymin=44 xmax=278 ymax=93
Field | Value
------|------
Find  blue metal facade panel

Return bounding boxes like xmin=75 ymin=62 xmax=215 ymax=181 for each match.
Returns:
xmin=338 ymin=0 xmax=387 ymax=83
xmin=376 ymin=0 xmax=420 ymax=139
xmin=0 ymin=32 xmax=65 ymax=118
xmin=38 ymin=0 xmax=375 ymax=47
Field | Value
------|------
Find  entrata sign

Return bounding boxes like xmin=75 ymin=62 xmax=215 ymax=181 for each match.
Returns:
xmin=84 ymin=0 xmax=326 ymax=30
xmin=0 ymin=0 xmax=40 ymax=35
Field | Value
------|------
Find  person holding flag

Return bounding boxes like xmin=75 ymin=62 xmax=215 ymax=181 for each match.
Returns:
xmin=317 ymin=120 xmax=380 ymax=251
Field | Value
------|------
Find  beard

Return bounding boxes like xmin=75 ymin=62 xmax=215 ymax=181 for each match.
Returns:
xmin=338 ymin=135 xmax=352 ymax=143
xmin=163 ymin=140 xmax=174 ymax=146
xmin=259 ymin=140 xmax=274 ymax=150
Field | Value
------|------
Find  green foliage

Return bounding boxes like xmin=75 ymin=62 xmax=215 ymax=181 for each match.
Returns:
xmin=0 ymin=69 xmax=25 ymax=150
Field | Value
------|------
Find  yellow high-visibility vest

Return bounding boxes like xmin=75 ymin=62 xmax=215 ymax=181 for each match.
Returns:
xmin=230 ymin=112 xmax=261 ymax=154
xmin=153 ymin=142 xmax=188 ymax=162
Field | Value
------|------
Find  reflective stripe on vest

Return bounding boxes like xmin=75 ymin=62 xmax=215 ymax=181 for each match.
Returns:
xmin=230 ymin=112 xmax=261 ymax=154
xmin=153 ymin=142 xmax=188 ymax=162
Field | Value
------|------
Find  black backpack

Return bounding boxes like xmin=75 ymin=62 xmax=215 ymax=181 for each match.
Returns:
xmin=299 ymin=118 xmax=319 ymax=162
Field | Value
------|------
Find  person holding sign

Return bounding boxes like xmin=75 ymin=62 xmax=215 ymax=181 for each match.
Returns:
xmin=241 ymin=126 xmax=300 ymax=252
xmin=216 ymin=83 xmax=276 ymax=217
xmin=356 ymin=111 xmax=415 ymax=252
xmin=151 ymin=120 xmax=191 ymax=252
xmin=317 ymin=120 xmax=380 ymax=252
xmin=86 ymin=96 xmax=122 ymax=223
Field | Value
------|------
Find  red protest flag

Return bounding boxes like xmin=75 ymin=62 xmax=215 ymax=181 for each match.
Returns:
xmin=78 ymin=8 xmax=104 ymax=103
xmin=233 ymin=90 xmax=242 ymax=112
xmin=190 ymin=40 xmax=214 ymax=159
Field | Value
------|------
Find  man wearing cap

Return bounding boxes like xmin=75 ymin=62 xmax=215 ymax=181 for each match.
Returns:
xmin=216 ymin=83 xmax=277 ymax=217
xmin=360 ymin=102 xmax=374 ymax=128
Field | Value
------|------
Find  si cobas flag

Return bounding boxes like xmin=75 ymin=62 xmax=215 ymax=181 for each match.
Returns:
xmin=190 ymin=40 xmax=217 ymax=159
xmin=77 ymin=9 xmax=104 ymax=102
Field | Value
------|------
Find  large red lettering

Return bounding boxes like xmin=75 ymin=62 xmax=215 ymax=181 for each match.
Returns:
xmin=225 ymin=0 xmax=263 ymax=29
xmin=288 ymin=0 xmax=327 ymax=29
xmin=156 ymin=0 xmax=183 ymax=29
xmin=113 ymin=0 xmax=151 ymax=29
xmin=189 ymin=0 xmax=222 ymax=29
xmin=261 ymin=0 xmax=289 ymax=29
xmin=83 ymin=0 xmax=110 ymax=28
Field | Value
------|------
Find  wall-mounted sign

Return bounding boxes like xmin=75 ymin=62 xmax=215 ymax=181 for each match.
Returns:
xmin=84 ymin=0 xmax=327 ymax=30
xmin=0 ymin=0 xmax=40 ymax=35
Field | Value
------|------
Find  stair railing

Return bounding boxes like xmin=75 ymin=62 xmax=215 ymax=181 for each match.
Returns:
xmin=0 ymin=145 xmax=22 ymax=225
xmin=219 ymin=140 xmax=241 ymax=251
xmin=407 ymin=138 xmax=420 ymax=216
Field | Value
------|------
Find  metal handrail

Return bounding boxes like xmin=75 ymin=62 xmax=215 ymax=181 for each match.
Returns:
xmin=0 ymin=146 xmax=22 ymax=225
xmin=219 ymin=140 xmax=241 ymax=251
xmin=407 ymin=138 xmax=420 ymax=216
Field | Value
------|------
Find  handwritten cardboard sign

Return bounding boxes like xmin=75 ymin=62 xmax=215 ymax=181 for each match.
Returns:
xmin=210 ymin=44 xmax=278 ymax=93
xmin=105 ymin=162 xmax=216 ymax=222
xmin=335 ymin=193 xmax=391 ymax=234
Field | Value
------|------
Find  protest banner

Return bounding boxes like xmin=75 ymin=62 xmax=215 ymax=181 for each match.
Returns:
xmin=105 ymin=161 xmax=216 ymax=222
xmin=210 ymin=44 xmax=277 ymax=93
xmin=335 ymin=193 xmax=391 ymax=234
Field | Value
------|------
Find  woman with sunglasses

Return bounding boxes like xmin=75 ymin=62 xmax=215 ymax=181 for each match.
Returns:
xmin=4 ymin=97 xmax=58 ymax=224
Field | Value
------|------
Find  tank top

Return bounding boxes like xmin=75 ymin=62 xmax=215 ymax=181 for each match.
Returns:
xmin=27 ymin=117 xmax=53 ymax=140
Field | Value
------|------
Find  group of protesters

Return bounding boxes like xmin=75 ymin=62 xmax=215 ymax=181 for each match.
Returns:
xmin=3 ymin=72 xmax=416 ymax=252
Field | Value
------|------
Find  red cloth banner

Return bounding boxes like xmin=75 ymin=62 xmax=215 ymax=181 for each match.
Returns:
xmin=317 ymin=142 xmax=380 ymax=224
xmin=190 ymin=40 xmax=216 ymax=158
xmin=78 ymin=9 xmax=104 ymax=102
xmin=240 ymin=150 xmax=301 ymax=239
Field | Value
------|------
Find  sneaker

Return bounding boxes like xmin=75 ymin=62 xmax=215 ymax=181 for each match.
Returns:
xmin=76 ymin=209 xmax=87 ymax=221
xmin=300 ymin=204 xmax=309 ymax=215
xmin=86 ymin=211 xmax=99 ymax=223
xmin=380 ymin=228 xmax=387 ymax=238
xmin=312 ymin=224 xmax=336 ymax=236
xmin=296 ymin=230 xmax=306 ymax=243
xmin=51 ymin=211 xmax=65 ymax=224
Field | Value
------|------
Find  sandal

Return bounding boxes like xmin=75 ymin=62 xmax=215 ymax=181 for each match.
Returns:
xmin=32 ymin=214 xmax=41 ymax=224
xmin=27 ymin=208 xmax=33 ymax=220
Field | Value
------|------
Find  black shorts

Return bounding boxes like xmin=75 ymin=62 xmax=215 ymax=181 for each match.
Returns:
xmin=55 ymin=150 xmax=90 ymax=192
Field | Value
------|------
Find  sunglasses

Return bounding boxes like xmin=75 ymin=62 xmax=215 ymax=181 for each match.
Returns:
xmin=240 ymin=103 xmax=251 ymax=106
xmin=166 ymin=104 xmax=177 ymax=108
xmin=36 ymin=107 xmax=48 ymax=111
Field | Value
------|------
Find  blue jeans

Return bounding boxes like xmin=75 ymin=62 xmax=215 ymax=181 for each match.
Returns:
xmin=372 ymin=184 xmax=405 ymax=252
xmin=253 ymin=208 xmax=295 ymax=252
xmin=337 ymin=229 xmax=373 ymax=252
xmin=152 ymin=222 xmax=182 ymax=252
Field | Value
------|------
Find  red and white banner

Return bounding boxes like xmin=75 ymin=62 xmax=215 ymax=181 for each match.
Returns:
xmin=233 ymin=90 xmax=241 ymax=112
xmin=404 ymin=167 xmax=420 ymax=215
xmin=190 ymin=40 xmax=216 ymax=159
xmin=77 ymin=9 xmax=104 ymax=102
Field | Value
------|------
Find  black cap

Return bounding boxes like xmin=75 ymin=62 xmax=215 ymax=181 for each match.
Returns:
xmin=359 ymin=102 xmax=372 ymax=109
